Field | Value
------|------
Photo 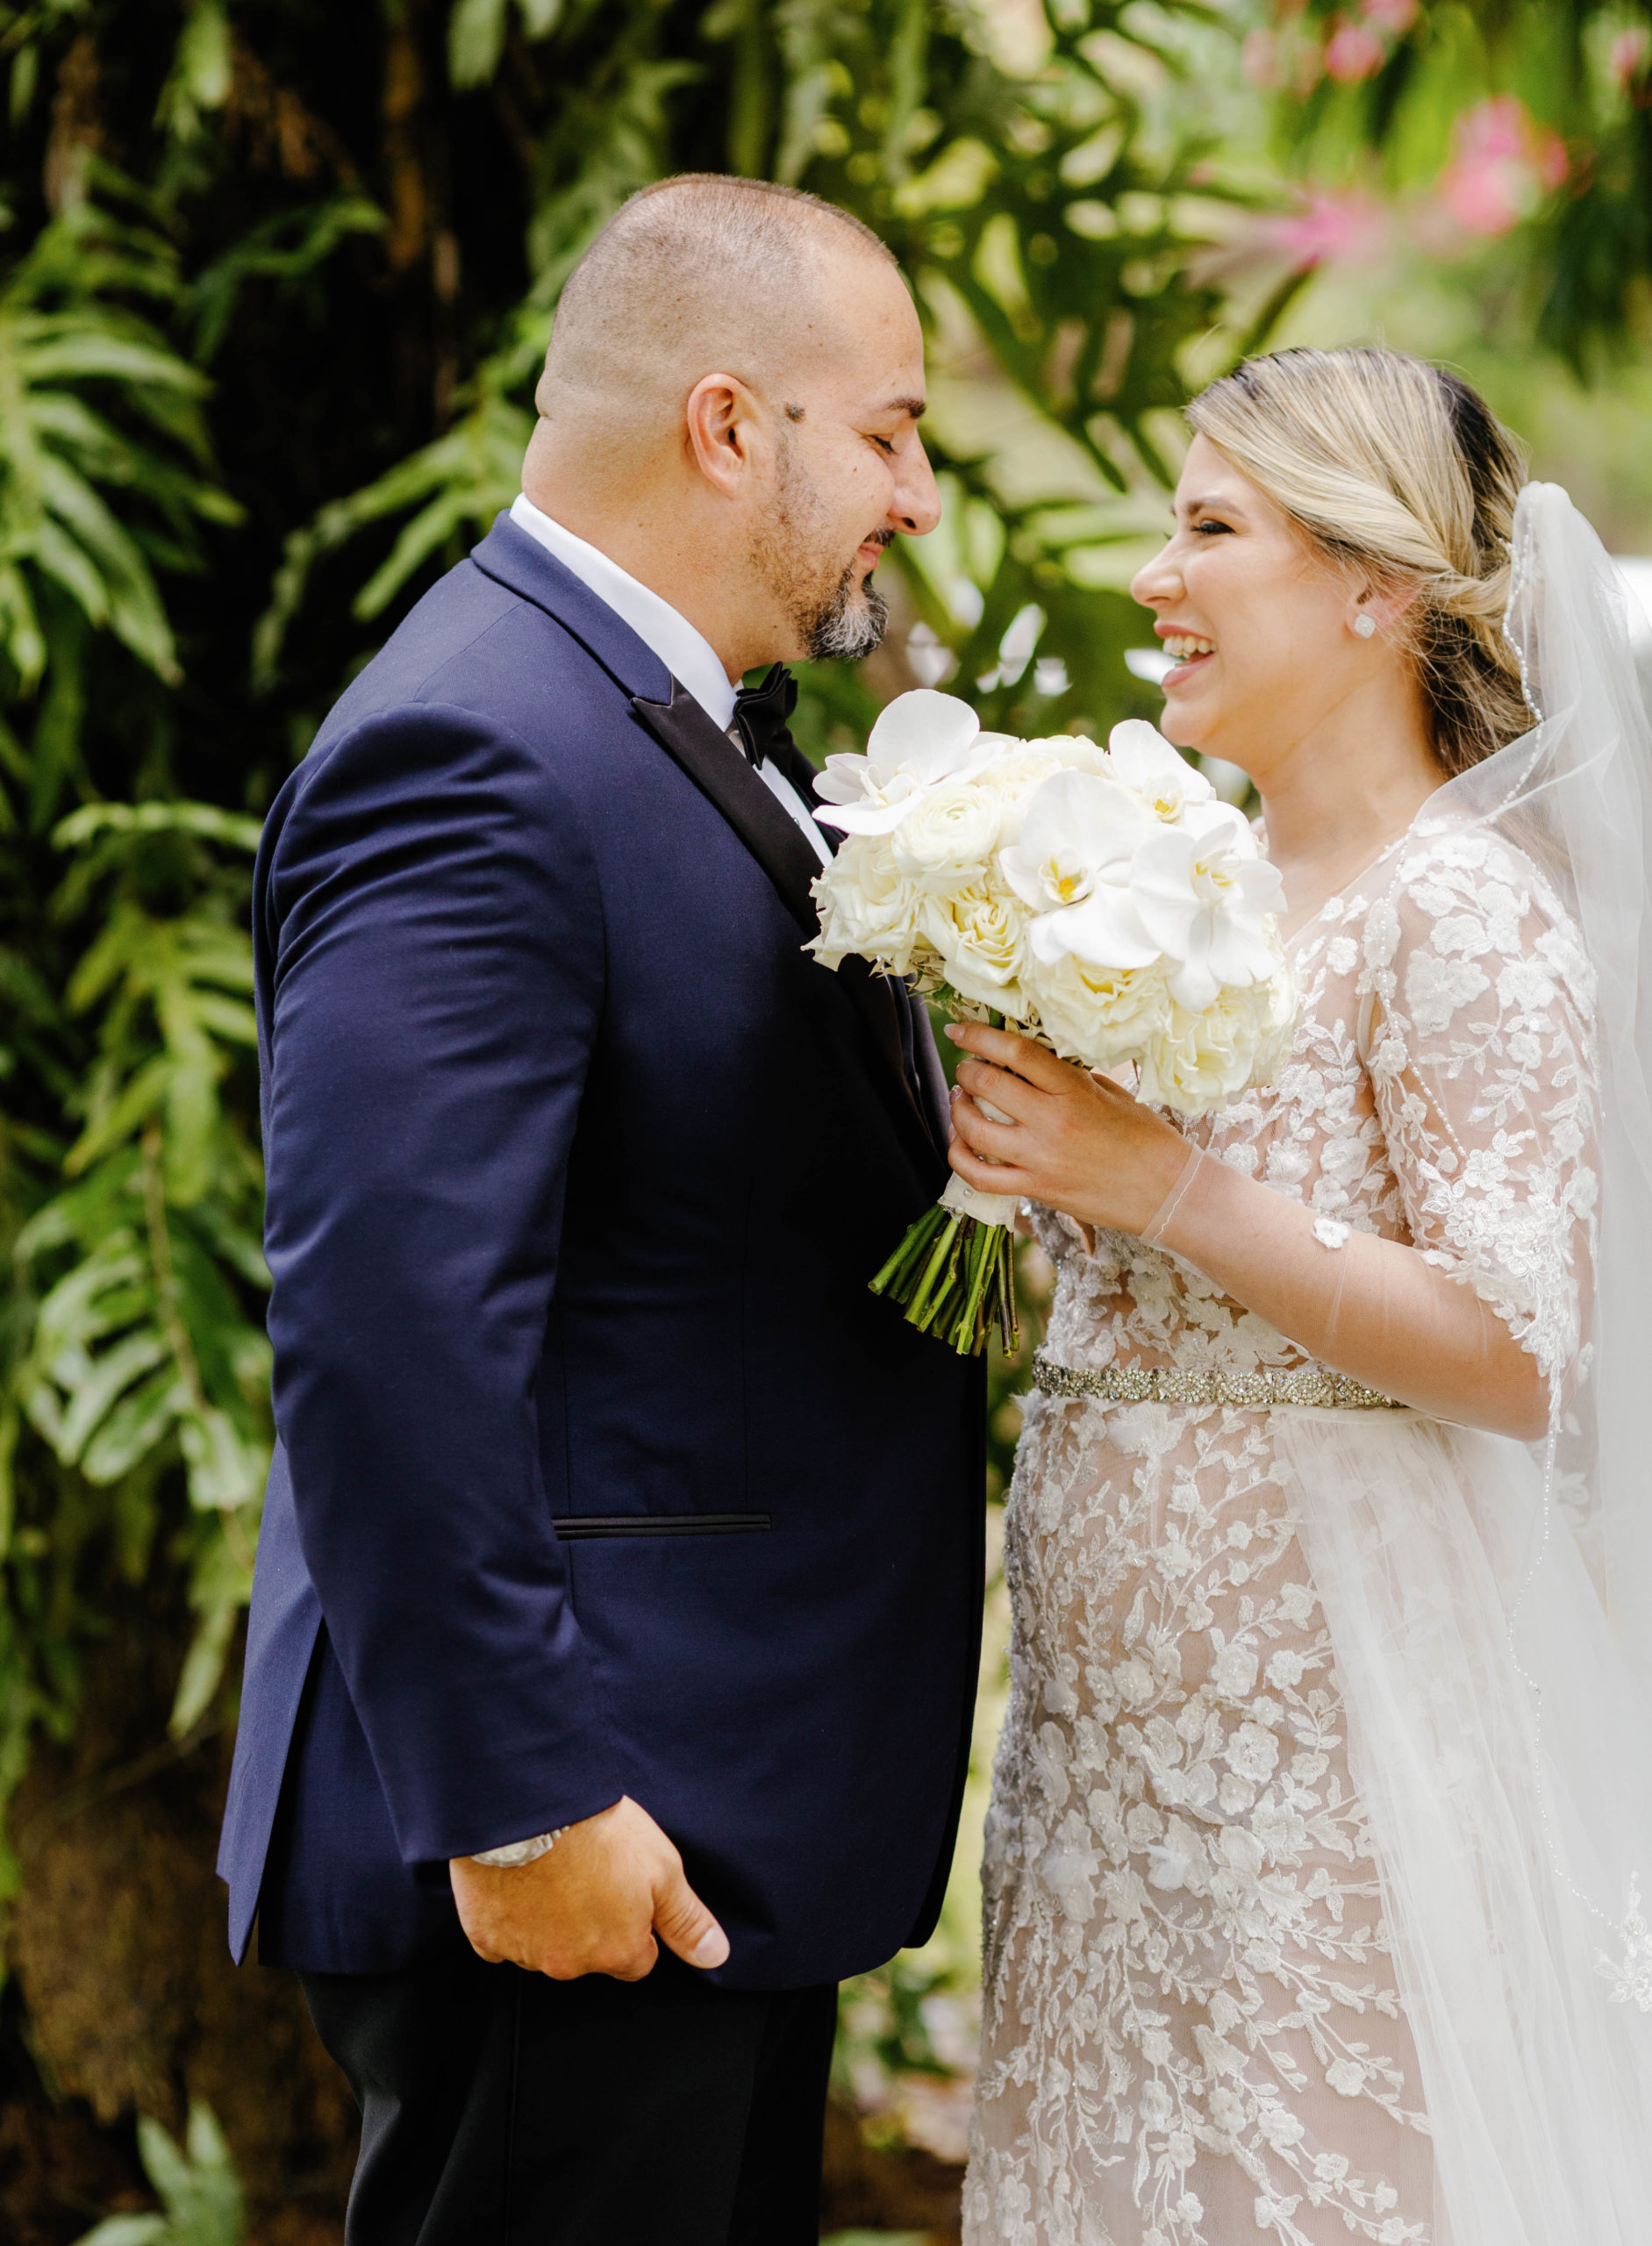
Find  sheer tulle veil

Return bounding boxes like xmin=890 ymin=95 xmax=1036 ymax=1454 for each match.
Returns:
xmin=1269 ymin=482 xmax=1652 ymax=2242
xmin=1492 ymin=483 xmax=1652 ymax=1672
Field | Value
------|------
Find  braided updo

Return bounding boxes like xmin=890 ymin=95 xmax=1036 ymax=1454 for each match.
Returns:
xmin=1186 ymin=347 xmax=1530 ymax=776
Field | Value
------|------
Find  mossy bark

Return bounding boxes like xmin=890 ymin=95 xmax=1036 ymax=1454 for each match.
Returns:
xmin=1 ymin=1610 xmax=356 ymax=2244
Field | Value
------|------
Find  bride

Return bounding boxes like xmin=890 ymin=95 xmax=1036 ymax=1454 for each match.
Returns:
xmin=950 ymin=346 xmax=1652 ymax=2245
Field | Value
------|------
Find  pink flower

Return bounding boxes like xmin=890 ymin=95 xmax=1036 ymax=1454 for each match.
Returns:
xmin=1610 ymin=28 xmax=1650 ymax=92
xmin=1242 ymin=29 xmax=1283 ymax=88
xmin=1535 ymin=134 xmax=1568 ymax=190
xmin=1436 ymin=97 xmax=1568 ymax=238
xmin=1265 ymin=187 xmax=1390 ymax=270
xmin=1362 ymin=0 xmax=1418 ymax=29
xmin=1462 ymin=95 xmax=1528 ymax=161
xmin=1325 ymin=21 xmax=1385 ymax=82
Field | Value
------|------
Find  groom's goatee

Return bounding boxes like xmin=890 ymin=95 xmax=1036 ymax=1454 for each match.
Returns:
xmin=805 ymin=561 xmax=890 ymax=662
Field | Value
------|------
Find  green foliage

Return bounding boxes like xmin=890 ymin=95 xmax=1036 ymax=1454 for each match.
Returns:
xmin=822 ymin=2235 xmax=927 ymax=2245
xmin=14 ymin=800 xmax=268 ymax=1737
xmin=259 ymin=0 xmax=1245 ymax=754
xmin=0 ymin=182 xmax=234 ymax=753
xmin=74 ymin=2101 xmax=244 ymax=2246
xmin=0 ymin=142 xmax=265 ymax=1888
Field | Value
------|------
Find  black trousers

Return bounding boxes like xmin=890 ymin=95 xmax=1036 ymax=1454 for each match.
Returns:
xmin=299 ymin=1945 xmax=839 ymax=2246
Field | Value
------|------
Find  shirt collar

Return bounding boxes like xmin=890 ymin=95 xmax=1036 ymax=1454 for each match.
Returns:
xmin=509 ymin=494 xmax=738 ymax=731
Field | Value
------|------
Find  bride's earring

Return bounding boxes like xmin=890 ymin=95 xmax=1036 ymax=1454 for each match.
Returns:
xmin=1353 ymin=612 xmax=1377 ymax=639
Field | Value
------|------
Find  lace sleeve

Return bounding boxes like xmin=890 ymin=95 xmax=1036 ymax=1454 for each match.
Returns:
xmin=1357 ymin=829 xmax=1599 ymax=1390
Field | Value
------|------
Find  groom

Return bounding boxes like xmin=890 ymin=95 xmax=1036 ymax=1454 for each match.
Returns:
xmin=217 ymin=174 xmax=983 ymax=2242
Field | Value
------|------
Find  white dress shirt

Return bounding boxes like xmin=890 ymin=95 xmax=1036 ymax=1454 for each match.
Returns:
xmin=508 ymin=495 xmax=830 ymax=866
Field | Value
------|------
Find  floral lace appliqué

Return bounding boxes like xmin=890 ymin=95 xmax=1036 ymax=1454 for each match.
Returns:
xmin=966 ymin=834 xmax=1597 ymax=2246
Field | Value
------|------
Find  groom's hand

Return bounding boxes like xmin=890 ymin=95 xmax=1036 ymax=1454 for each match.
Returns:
xmin=447 ymin=1795 xmax=730 ymax=1982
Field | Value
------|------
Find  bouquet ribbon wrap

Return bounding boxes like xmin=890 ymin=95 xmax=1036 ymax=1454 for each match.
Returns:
xmin=940 ymin=1171 xmax=1019 ymax=1229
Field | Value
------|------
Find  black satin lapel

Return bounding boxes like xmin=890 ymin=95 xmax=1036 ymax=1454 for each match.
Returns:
xmin=631 ymin=684 xmax=942 ymax=1170
xmin=906 ymin=984 xmax=955 ymax=1153
xmin=837 ymin=954 xmax=925 ymax=1127
xmin=770 ymin=739 xmax=841 ymax=855
xmin=631 ymin=683 xmax=820 ymax=932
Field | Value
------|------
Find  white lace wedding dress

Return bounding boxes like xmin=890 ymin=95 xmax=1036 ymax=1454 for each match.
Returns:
xmin=963 ymin=821 xmax=1598 ymax=2246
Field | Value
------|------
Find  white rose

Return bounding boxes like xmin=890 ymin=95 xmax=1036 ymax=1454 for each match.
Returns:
xmin=890 ymin=782 xmax=1005 ymax=883
xmin=1135 ymin=971 xmax=1294 ymax=1117
xmin=925 ymin=881 xmax=1032 ymax=1013
xmin=809 ymin=838 xmax=932 ymax=976
xmin=1021 ymin=951 xmax=1170 ymax=1069
xmin=970 ymin=738 xmax=1074 ymax=814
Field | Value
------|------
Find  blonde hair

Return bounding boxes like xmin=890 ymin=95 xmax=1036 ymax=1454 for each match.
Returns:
xmin=1188 ymin=347 xmax=1530 ymax=776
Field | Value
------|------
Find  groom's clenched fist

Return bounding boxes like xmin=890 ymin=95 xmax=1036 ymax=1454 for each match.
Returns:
xmin=448 ymin=1796 xmax=730 ymax=1981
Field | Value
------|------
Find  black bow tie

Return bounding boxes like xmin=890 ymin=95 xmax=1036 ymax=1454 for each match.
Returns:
xmin=730 ymin=664 xmax=798 ymax=769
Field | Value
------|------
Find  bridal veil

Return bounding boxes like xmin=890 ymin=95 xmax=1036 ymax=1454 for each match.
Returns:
xmin=1272 ymin=482 xmax=1652 ymax=2242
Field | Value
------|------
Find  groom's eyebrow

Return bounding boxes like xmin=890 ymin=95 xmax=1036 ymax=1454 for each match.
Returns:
xmin=876 ymin=395 xmax=926 ymax=419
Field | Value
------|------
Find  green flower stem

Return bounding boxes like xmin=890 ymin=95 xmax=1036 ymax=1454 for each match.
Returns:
xmin=951 ymin=1215 xmax=996 ymax=1352
xmin=868 ymin=1203 xmax=1020 ymax=1359
xmin=869 ymin=1205 xmax=946 ymax=1296
xmin=904 ymin=1212 xmax=963 ymax=1328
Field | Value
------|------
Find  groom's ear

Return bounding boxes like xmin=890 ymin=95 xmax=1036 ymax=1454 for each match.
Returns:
xmin=684 ymin=372 xmax=769 ymax=500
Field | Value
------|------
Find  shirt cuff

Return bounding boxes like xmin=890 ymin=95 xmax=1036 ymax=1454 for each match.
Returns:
xmin=469 ymin=1827 xmax=567 ymax=1869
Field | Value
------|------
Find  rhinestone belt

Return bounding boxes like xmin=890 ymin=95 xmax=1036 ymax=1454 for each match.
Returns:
xmin=1031 ymin=1351 xmax=1404 ymax=1413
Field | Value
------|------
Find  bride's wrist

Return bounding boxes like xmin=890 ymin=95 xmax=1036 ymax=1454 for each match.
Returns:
xmin=1137 ymin=1140 xmax=1205 ymax=1247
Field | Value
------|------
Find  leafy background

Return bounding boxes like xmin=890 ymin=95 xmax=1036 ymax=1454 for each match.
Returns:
xmin=0 ymin=2 xmax=1645 ymax=2240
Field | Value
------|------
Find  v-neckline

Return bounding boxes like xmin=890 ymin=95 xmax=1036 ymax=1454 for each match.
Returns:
xmin=1278 ymin=832 xmax=1410 ymax=955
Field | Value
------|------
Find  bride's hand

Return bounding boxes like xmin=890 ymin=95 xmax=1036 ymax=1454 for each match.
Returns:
xmin=947 ymin=1022 xmax=1192 ymax=1236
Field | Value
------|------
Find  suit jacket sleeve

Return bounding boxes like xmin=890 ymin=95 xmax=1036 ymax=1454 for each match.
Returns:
xmin=260 ymin=700 xmax=625 ymax=1863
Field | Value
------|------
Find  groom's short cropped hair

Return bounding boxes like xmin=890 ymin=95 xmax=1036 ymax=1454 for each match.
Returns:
xmin=540 ymin=174 xmax=898 ymax=409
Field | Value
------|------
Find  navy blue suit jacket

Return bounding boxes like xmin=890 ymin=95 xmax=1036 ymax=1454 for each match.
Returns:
xmin=217 ymin=516 xmax=984 ymax=1987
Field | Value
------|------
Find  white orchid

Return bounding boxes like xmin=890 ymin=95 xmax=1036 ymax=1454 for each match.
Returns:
xmin=998 ymin=768 xmax=1161 ymax=970
xmin=1105 ymin=720 xmax=1215 ymax=820
xmin=814 ymin=689 xmax=985 ymax=835
xmin=1129 ymin=801 xmax=1287 ymax=1009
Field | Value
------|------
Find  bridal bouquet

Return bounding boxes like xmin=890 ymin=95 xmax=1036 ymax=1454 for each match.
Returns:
xmin=808 ymin=690 xmax=1295 ymax=1355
